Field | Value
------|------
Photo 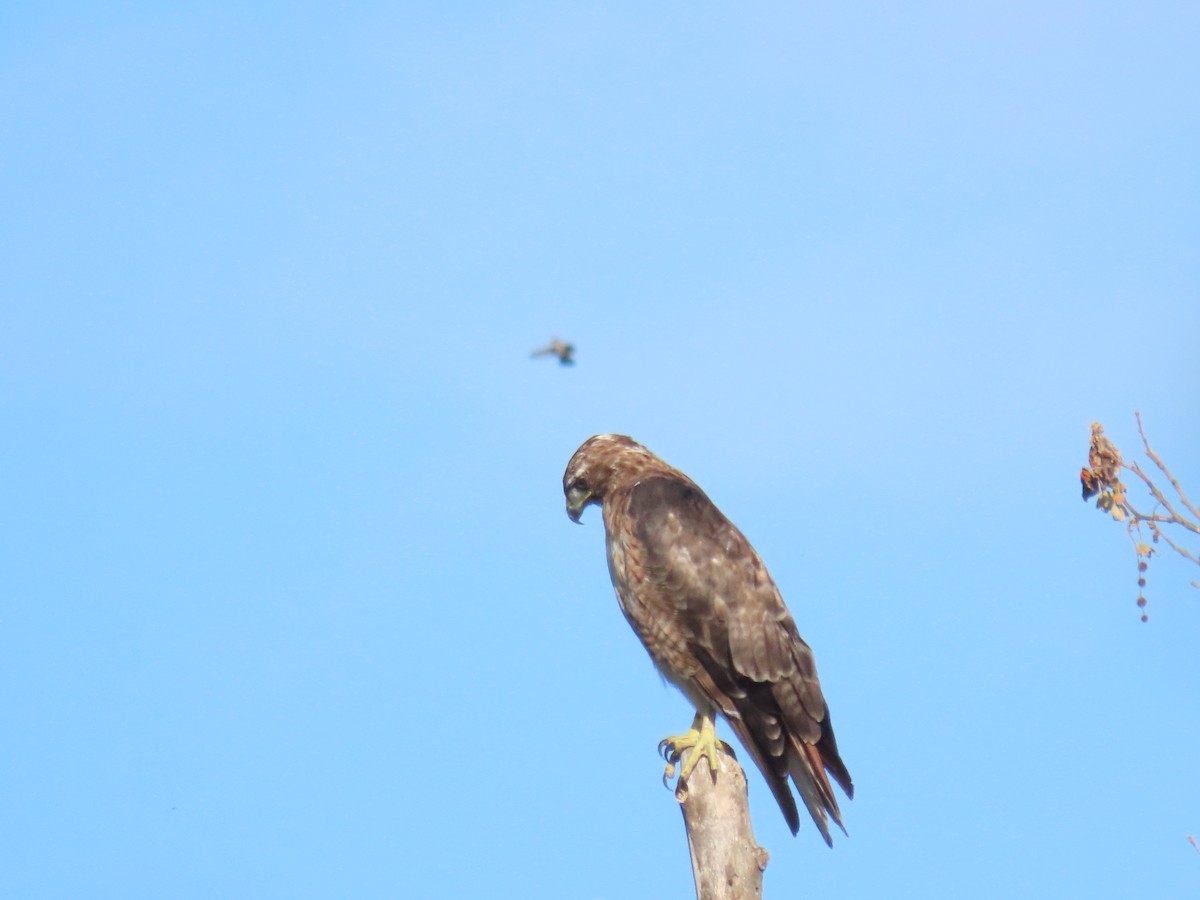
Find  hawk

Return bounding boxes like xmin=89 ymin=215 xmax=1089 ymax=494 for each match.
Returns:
xmin=563 ymin=434 xmax=853 ymax=844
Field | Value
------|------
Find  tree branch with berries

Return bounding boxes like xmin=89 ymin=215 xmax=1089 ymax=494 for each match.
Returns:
xmin=1080 ymin=413 xmax=1199 ymax=621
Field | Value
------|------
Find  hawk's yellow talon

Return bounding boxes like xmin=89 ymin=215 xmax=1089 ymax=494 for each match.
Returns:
xmin=661 ymin=758 xmax=676 ymax=788
xmin=659 ymin=713 xmax=731 ymax=784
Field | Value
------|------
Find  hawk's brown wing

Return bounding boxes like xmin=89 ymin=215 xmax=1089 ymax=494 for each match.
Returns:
xmin=625 ymin=474 xmax=852 ymax=842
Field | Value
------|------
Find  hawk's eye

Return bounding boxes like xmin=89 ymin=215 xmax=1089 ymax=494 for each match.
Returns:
xmin=571 ymin=476 xmax=589 ymax=493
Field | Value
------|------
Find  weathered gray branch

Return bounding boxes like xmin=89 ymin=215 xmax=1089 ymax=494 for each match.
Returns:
xmin=1135 ymin=411 xmax=1200 ymax=523
xmin=673 ymin=745 xmax=770 ymax=900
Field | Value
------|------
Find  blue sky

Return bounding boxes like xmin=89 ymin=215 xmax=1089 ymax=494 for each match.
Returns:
xmin=3 ymin=3 xmax=1198 ymax=897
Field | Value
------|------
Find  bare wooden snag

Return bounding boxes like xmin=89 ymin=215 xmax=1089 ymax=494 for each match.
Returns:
xmin=674 ymin=744 xmax=770 ymax=900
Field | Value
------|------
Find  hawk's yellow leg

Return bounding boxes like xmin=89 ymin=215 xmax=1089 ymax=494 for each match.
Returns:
xmin=658 ymin=713 xmax=734 ymax=785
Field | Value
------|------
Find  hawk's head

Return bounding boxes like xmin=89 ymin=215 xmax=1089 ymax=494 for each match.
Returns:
xmin=563 ymin=433 xmax=660 ymax=523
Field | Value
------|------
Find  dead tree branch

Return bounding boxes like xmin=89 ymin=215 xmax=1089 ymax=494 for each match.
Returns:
xmin=671 ymin=744 xmax=770 ymax=900
xmin=1080 ymin=413 xmax=1199 ymax=620
xmin=1136 ymin=411 xmax=1200 ymax=524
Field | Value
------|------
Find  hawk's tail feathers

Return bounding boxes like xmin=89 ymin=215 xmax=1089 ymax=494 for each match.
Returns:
xmin=723 ymin=715 xmax=803 ymax=836
xmin=817 ymin=705 xmax=855 ymax=800
xmin=787 ymin=737 xmax=847 ymax=848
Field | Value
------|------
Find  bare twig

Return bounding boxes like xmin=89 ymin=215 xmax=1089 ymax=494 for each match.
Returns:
xmin=1127 ymin=462 xmax=1200 ymax=537
xmin=672 ymin=743 xmax=769 ymax=900
xmin=1136 ymin=412 xmax=1200 ymax=523
xmin=1147 ymin=523 xmax=1200 ymax=567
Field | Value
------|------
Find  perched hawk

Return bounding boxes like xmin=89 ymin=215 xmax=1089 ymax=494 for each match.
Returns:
xmin=563 ymin=434 xmax=853 ymax=844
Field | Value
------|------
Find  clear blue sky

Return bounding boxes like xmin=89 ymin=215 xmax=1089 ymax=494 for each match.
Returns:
xmin=3 ymin=4 xmax=1198 ymax=897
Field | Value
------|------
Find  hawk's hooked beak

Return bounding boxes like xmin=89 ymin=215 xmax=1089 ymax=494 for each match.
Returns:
xmin=565 ymin=488 xmax=592 ymax=524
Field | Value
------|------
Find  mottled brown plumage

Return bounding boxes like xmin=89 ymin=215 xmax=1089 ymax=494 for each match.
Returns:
xmin=563 ymin=434 xmax=853 ymax=844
